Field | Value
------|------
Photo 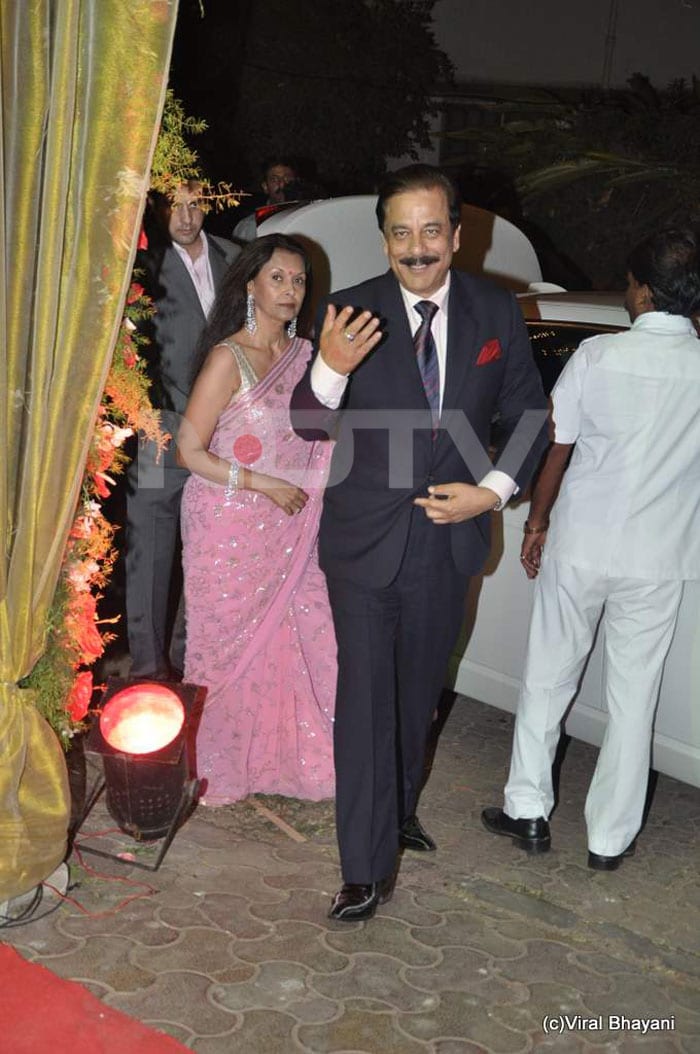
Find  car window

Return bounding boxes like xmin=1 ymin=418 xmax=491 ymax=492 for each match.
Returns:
xmin=528 ymin=322 xmax=625 ymax=396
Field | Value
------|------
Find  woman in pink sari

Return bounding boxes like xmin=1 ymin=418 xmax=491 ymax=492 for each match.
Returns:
xmin=177 ymin=235 xmax=335 ymax=803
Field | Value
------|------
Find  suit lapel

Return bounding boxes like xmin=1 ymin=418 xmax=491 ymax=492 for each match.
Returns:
xmin=208 ymin=236 xmax=230 ymax=290
xmin=442 ymin=271 xmax=478 ymax=411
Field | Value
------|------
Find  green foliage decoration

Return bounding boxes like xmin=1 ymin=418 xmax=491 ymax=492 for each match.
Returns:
xmin=151 ymin=89 xmax=242 ymax=210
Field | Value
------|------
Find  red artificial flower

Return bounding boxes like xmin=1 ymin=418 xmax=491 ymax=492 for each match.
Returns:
xmin=93 ymin=472 xmax=111 ymax=499
xmin=66 ymin=671 xmax=93 ymax=722
xmin=137 ymin=227 xmax=148 ymax=251
xmin=70 ymin=516 xmax=92 ymax=540
xmin=79 ymin=622 xmax=104 ymax=664
xmin=122 ymin=333 xmax=137 ymax=368
xmin=127 ymin=282 xmax=145 ymax=304
xmin=65 ymin=592 xmax=104 ymax=664
xmin=97 ymin=435 xmax=116 ymax=471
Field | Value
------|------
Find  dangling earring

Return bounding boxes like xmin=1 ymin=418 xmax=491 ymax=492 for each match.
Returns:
xmin=245 ymin=291 xmax=256 ymax=334
xmin=287 ymin=317 xmax=297 ymax=339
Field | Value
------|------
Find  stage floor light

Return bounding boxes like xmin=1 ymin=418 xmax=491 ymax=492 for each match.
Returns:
xmin=77 ymin=677 xmax=207 ymax=870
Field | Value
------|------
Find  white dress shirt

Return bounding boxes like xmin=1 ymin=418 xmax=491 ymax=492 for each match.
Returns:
xmin=173 ymin=233 xmax=216 ymax=317
xmin=547 ymin=311 xmax=700 ymax=580
xmin=310 ymin=274 xmax=516 ymax=506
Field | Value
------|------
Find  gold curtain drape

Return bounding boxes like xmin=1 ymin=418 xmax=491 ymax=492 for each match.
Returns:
xmin=0 ymin=1 xmax=178 ymax=901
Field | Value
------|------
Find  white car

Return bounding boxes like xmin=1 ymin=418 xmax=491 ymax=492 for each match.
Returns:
xmin=518 ymin=291 xmax=629 ymax=394
xmin=260 ymin=194 xmax=546 ymax=300
xmin=261 ymin=199 xmax=700 ymax=791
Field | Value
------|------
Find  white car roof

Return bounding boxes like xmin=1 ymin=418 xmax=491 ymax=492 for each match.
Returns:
xmin=259 ymin=195 xmax=544 ymax=294
xmin=259 ymin=196 xmax=629 ymax=330
xmin=519 ymin=291 xmax=630 ymax=329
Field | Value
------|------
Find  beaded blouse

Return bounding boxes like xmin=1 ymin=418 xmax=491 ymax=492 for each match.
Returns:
xmin=219 ymin=339 xmax=259 ymax=398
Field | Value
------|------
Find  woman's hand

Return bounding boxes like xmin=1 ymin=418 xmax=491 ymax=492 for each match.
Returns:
xmin=254 ymin=474 xmax=309 ymax=516
xmin=318 ymin=304 xmax=382 ymax=375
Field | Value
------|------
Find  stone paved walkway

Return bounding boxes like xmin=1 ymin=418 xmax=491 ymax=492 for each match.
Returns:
xmin=3 ymin=698 xmax=700 ymax=1052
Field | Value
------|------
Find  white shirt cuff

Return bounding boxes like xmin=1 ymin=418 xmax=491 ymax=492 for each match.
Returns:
xmin=310 ymin=355 xmax=349 ymax=409
xmin=478 ymin=470 xmax=518 ymax=511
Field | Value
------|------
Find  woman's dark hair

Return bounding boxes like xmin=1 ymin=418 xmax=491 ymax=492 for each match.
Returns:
xmin=375 ymin=164 xmax=461 ymax=233
xmin=627 ymin=228 xmax=700 ymax=317
xmin=190 ymin=234 xmax=310 ymax=383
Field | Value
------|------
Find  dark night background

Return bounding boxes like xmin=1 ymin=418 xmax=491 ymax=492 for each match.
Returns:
xmin=168 ymin=0 xmax=451 ymax=201
xmin=169 ymin=1 xmax=254 ymax=185
xmin=168 ymin=0 xmax=700 ymax=289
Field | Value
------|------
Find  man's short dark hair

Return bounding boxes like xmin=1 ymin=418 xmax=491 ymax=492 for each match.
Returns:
xmin=376 ymin=164 xmax=461 ymax=233
xmin=261 ymin=157 xmax=297 ymax=179
xmin=627 ymin=228 xmax=700 ymax=317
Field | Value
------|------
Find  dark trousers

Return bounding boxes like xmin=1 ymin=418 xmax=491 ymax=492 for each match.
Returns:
xmin=326 ymin=511 xmax=468 ymax=884
xmin=125 ymin=450 xmax=188 ymax=680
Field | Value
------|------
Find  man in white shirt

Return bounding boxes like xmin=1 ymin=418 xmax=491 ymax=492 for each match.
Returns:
xmin=291 ymin=164 xmax=548 ymax=920
xmin=482 ymin=228 xmax=700 ymax=870
xmin=125 ymin=182 xmax=238 ymax=680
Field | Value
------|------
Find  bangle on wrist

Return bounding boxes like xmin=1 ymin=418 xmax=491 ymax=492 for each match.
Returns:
xmin=224 ymin=460 xmax=240 ymax=503
xmin=483 ymin=488 xmax=504 ymax=512
xmin=523 ymin=520 xmax=549 ymax=534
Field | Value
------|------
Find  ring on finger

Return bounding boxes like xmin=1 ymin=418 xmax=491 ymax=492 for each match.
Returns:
xmin=343 ymin=330 xmax=356 ymax=342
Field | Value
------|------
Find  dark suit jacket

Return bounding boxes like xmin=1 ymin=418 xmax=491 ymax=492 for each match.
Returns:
xmin=133 ymin=234 xmax=239 ymax=469
xmin=291 ymin=268 xmax=548 ymax=587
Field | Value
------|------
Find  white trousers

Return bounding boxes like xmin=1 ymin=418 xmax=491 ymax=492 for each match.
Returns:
xmin=504 ymin=557 xmax=683 ymax=856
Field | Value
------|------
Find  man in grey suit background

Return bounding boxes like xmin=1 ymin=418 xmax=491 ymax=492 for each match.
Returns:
xmin=125 ymin=180 xmax=239 ymax=680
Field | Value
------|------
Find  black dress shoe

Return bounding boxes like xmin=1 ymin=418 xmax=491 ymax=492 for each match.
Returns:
xmin=399 ymin=815 xmax=437 ymax=852
xmin=481 ymin=807 xmax=551 ymax=853
xmin=588 ymin=842 xmax=636 ymax=871
xmin=328 ymin=878 xmax=394 ymax=922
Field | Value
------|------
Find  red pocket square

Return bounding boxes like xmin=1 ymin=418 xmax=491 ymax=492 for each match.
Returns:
xmin=476 ymin=338 xmax=502 ymax=365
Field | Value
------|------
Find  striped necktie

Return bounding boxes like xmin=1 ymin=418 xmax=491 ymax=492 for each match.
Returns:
xmin=413 ymin=299 xmax=440 ymax=431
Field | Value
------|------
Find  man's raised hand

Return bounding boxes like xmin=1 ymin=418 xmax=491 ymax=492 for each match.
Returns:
xmin=318 ymin=304 xmax=382 ymax=375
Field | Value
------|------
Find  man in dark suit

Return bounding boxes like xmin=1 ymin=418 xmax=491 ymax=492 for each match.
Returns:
xmin=125 ymin=181 xmax=239 ymax=680
xmin=291 ymin=164 xmax=548 ymax=921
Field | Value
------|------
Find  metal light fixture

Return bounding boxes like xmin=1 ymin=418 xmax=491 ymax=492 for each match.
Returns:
xmin=78 ymin=677 xmax=206 ymax=870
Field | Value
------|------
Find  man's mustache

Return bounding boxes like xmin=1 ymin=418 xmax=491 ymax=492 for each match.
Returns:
xmin=398 ymin=255 xmax=440 ymax=267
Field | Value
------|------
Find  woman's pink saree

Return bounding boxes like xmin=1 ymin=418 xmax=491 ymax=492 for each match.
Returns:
xmin=181 ymin=338 xmax=335 ymax=803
